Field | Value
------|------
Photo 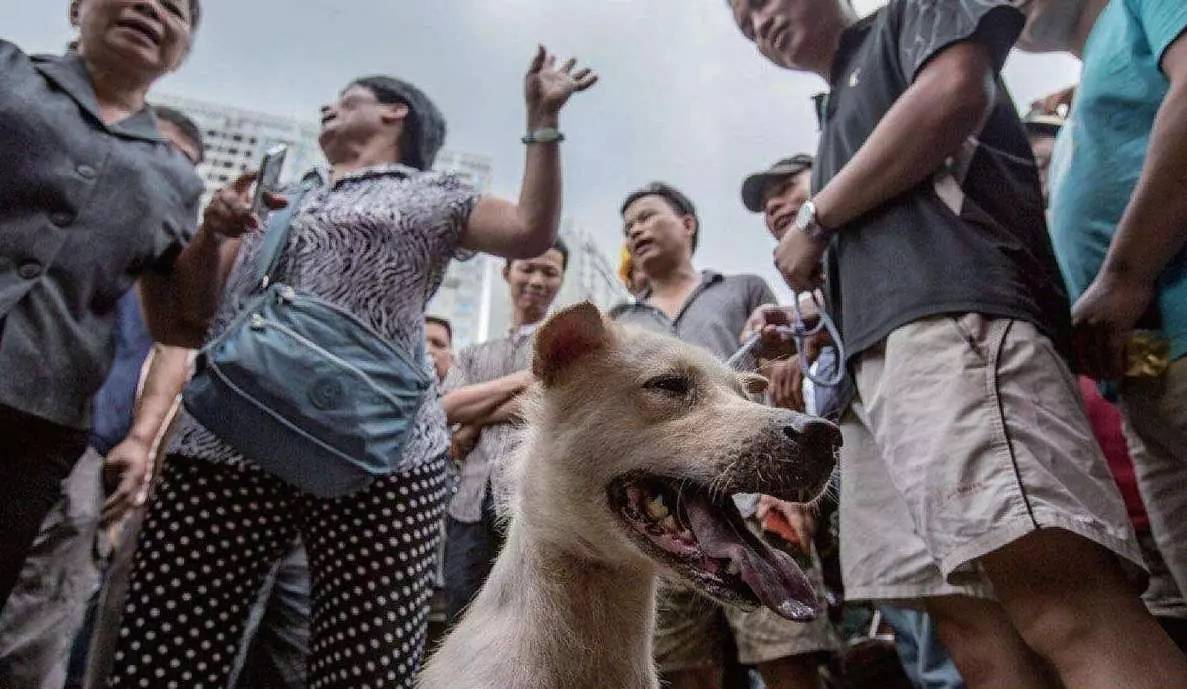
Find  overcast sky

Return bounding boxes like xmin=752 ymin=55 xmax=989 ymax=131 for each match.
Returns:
xmin=7 ymin=2 xmax=1080 ymax=301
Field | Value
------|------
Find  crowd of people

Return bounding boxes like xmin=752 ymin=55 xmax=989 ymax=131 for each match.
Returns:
xmin=1 ymin=1 xmax=1186 ymax=688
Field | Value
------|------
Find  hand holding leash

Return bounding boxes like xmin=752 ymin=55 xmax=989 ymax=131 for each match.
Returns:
xmin=730 ymin=292 xmax=846 ymax=388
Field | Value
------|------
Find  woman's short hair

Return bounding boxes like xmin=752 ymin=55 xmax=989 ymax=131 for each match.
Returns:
xmin=350 ymin=76 xmax=447 ymax=171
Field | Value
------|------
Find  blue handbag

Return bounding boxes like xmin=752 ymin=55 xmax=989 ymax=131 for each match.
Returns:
xmin=182 ymin=181 xmax=432 ymax=498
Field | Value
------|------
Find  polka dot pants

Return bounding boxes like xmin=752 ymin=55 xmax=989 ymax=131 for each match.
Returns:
xmin=105 ymin=454 xmax=449 ymax=689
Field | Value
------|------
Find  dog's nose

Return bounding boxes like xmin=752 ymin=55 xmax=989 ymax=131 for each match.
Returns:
xmin=783 ymin=416 xmax=842 ymax=449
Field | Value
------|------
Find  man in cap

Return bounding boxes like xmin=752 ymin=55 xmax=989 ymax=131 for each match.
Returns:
xmin=1022 ymin=111 xmax=1064 ymax=204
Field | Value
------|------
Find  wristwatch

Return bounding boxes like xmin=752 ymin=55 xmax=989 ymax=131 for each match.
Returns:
xmin=522 ymin=128 xmax=565 ymax=144
xmin=794 ymin=200 xmax=834 ymax=241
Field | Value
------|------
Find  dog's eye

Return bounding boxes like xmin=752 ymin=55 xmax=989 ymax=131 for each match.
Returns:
xmin=644 ymin=374 xmax=692 ymax=397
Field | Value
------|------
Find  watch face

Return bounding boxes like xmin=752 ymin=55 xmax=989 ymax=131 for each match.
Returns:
xmin=795 ymin=201 xmax=815 ymax=230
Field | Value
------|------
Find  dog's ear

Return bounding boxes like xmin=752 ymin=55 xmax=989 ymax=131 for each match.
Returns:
xmin=534 ymin=302 xmax=609 ymax=386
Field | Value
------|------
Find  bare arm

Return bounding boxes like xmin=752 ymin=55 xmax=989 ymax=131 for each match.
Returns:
xmin=458 ymin=47 xmax=597 ymax=259
xmin=441 ymin=370 xmax=533 ymax=426
xmin=482 ymin=395 xmax=525 ymax=425
xmin=100 ymin=344 xmax=193 ymax=524
xmin=774 ymin=40 xmax=997 ymax=291
xmin=129 ymin=344 xmax=193 ymax=447
xmin=1072 ymin=36 xmax=1187 ymax=377
xmin=141 ymin=173 xmax=282 ymax=348
xmin=813 ymin=41 xmax=995 ymax=229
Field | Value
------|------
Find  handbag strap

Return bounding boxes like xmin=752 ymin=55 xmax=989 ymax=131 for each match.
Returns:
xmin=254 ymin=173 xmax=319 ymax=290
xmin=248 ymin=171 xmax=433 ymax=378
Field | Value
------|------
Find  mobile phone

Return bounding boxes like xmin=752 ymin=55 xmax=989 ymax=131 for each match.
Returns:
xmin=252 ymin=144 xmax=288 ymax=216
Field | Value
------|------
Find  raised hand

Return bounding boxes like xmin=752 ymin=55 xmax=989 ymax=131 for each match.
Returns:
xmin=524 ymin=45 xmax=598 ymax=124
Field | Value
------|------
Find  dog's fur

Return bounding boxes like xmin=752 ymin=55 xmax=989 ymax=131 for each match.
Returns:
xmin=419 ymin=303 xmax=838 ymax=689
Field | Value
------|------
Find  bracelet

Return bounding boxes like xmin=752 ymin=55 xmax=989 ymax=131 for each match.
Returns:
xmin=522 ymin=127 xmax=565 ymax=145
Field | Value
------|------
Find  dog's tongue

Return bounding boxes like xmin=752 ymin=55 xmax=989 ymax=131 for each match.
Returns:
xmin=686 ymin=498 xmax=820 ymax=622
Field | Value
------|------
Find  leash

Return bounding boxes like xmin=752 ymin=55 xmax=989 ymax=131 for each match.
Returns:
xmin=727 ymin=291 xmax=846 ymax=388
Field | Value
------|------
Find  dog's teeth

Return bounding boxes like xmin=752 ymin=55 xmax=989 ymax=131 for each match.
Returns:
xmin=727 ymin=560 xmax=741 ymax=576
xmin=680 ymin=529 xmax=693 ymax=541
xmin=646 ymin=495 xmax=669 ymax=520
xmin=661 ymin=516 xmax=678 ymax=532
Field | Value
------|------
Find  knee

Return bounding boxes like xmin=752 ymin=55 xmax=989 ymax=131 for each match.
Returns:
xmin=929 ymin=609 xmax=1002 ymax=684
xmin=982 ymin=529 xmax=1131 ymax=657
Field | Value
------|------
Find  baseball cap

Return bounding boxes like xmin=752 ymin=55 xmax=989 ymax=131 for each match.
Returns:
xmin=1023 ymin=110 xmax=1066 ymax=139
xmin=741 ymin=154 xmax=814 ymax=213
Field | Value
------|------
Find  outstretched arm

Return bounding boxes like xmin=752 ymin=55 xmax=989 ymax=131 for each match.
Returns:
xmin=460 ymin=46 xmax=598 ymax=259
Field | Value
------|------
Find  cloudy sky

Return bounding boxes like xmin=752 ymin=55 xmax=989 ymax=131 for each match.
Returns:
xmin=8 ymin=2 xmax=1080 ymax=301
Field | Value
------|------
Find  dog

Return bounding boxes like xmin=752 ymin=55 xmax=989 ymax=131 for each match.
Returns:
xmin=418 ymin=303 xmax=840 ymax=689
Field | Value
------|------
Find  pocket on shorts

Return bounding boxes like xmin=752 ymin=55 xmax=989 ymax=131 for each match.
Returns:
xmin=944 ymin=313 xmax=993 ymax=366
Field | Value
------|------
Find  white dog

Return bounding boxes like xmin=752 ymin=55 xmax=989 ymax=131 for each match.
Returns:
xmin=419 ymin=303 xmax=840 ymax=689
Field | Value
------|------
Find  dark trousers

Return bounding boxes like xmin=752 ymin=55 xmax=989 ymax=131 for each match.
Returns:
xmin=106 ymin=455 xmax=448 ymax=689
xmin=442 ymin=485 xmax=504 ymax=623
xmin=0 ymin=406 xmax=88 ymax=612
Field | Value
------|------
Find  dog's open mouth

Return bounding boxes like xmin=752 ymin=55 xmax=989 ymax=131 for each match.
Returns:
xmin=607 ymin=473 xmax=821 ymax=622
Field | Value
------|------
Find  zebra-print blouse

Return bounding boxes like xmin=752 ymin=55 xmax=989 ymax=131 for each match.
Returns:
xmin=170 ymin=164 xmax=479 ymax=474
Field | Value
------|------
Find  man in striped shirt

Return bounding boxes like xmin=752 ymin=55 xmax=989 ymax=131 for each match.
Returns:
xmin=439 ymin=239 xmax=569 ymax=622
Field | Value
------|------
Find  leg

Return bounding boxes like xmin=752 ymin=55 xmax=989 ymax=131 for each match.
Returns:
xmin=726 ymin=546 xmax=838 ymax=689
xmin=442 ymin=486 xmax=503 ymax=624
xmin=0 ymin=407 xmax=88 ymax=610
xmin=0 ymin=448 xmax=105 ymax=689
xmin=756 ymin=655 xmax=825 ymax=689
xmin=852 ymin=316 xmax=1162 ymax=687
xmin=982 ymin=529 xmax=1187 ymax=689
xmin=925 ymin=596 xmax=1052 ymax=689
xmin=880 ymin=606 xmax=969 ymax=689
xmin=654 ymin=586 xmax=727 ymax=689
xmin=83 ymin=495 xmax=150 ymax=689
xmin=879 ymin=607 xmax=926 ymax=688
xmin=299 ymin=454 xmax=450 ymax=689
xmin=105 ymin=457 xmax=297 ymax=688
xmin=231 ymin=538 xmax=310 ymax=689
xmin=1119 ymin=358 xmax=1187 ymax=595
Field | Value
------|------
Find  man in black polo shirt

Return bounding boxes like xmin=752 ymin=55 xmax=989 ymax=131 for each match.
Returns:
xmin=726 ymin=1 xmax=1187 ymax=687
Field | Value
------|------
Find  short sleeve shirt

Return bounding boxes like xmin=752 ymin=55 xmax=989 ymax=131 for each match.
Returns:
xmin=609 ymin=271 xmax=776 ymax=361
xmin=813 ymin=1 xmax=1072 ymax=361
xmin=170 ymin=165 xmax=480 ymax=474
xmin=1049 ymin=0 xmax=1187 ymax=360
xmin=441 ymin=324 xmax=537 ymax=523
xmin=0 ymin=43 xmax=203 ymax=428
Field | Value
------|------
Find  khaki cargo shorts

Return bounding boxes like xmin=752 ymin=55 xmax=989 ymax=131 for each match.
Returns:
xmin=840 ymin=314 xmax=1145 ymax=602
xmin=654 ymin=545 xmax=839 ymax=670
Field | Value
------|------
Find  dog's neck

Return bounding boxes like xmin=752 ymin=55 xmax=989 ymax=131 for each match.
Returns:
xmin=497 ymin=524 xmax=658 ymax=687
xmin=420 ymin=449 xmax=661 ymax=689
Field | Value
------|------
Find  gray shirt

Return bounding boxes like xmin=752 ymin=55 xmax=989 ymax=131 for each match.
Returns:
xmin=0 ymin=43 xmax=203 ymax=428
xmin=442 ymin=324 xmax=538 ymax=523
xmin=609 ymin=270 xmax=776 ymax=361
xmin=611 ymin=270 xmax=776 ymax=518
xmin=170 ymin=165 xmax=479 ymax=475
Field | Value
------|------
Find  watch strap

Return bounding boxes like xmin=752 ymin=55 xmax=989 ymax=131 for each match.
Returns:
xmin=522 ymin=128 xmax=565 ymax=144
